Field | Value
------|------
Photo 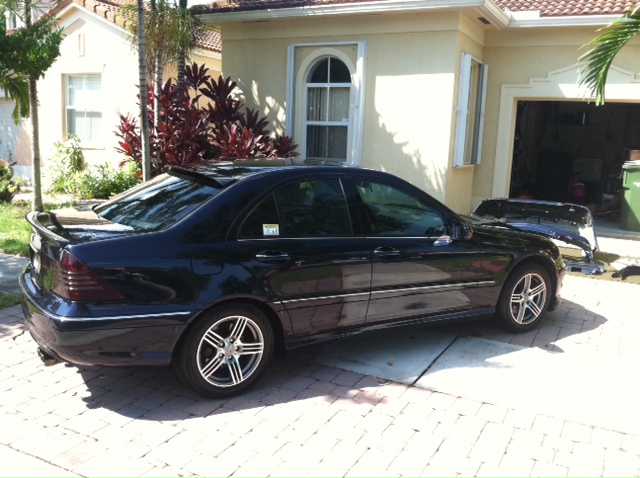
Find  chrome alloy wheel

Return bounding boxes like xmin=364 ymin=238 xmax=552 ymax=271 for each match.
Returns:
xmin=509 ymin=272 xmax=548 ymax=325
xmin=196 ymin=315 xmax=265 ymax=387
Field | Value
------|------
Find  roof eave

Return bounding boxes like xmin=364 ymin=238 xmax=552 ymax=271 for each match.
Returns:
xmin=507 ymin=14 xmax=621 ymax=28
xmin=197 ymin=1 xmax=623 ymax=30
xmin=199 ymin=0 xmax=510 ymax=27
xmin=193 ymin=46 xmax=223 ymax=57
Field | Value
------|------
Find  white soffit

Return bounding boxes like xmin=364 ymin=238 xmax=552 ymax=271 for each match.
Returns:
xmin=202 ymin=0 xmax=510 ymax=27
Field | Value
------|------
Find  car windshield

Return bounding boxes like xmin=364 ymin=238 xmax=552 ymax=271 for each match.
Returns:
xmin=94 ymin=172 xmax=221 ymax=231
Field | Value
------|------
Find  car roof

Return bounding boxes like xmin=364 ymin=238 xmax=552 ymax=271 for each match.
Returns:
xmin=168 ymin=159 xmax=359 ymax=188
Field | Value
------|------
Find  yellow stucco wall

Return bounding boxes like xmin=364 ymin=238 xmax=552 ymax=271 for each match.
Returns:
xmin=445 ymin=14 xmax=485 ymax=214
xmin=219 ymin=11 xmax=640 ymax=214
xmin=163 ymin=51 xmax=222 ymax=83
xmin=220 ymin=11 xmax=480 ymax=205
xmin=478 ymin=27 xmax=640 ymax=210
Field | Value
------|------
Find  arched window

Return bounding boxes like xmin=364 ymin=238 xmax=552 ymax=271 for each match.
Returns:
xmin=305 ymin=57 xmax=352 ymax=162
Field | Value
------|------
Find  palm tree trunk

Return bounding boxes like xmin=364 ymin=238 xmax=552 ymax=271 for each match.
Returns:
xmin=177 ymin=0 xmax=187 ymax=91
xmin=154 ymin=62 xmax=163 ymax=170
xmin=137 ymin=0 xmax=152 ymax=181
xmin=28 ymin=76 xmax=43 ymax=212
xmin=24 ymin=0 xmax=43 ymax=211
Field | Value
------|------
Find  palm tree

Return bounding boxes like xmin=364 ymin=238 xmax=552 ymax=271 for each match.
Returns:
xmin=1 ymin=0 xmax=63 ymax=210
xmin=122 ymin=0 xmax=202 ymax=178
xmin=579 ymin=5 xmax=640 ymax=105
xmin=123 ymin=0 xmax=202 ymax=95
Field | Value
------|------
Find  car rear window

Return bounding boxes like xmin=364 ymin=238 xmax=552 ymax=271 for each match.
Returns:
xmin=94 ymin=173 xmax=221 ymax=231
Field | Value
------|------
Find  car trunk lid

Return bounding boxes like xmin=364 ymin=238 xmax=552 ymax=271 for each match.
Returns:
xmin=25 ymin=210 xmax=132 ymax=297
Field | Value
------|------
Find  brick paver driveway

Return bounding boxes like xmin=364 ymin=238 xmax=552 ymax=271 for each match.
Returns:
xmin=1 ymin=274 xmax=639 ymax=477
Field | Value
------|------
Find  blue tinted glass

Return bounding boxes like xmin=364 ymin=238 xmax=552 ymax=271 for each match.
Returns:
xmin=96 ymin=173 xmax=220 ymax=231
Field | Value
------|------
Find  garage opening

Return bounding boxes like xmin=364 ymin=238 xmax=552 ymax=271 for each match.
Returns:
xmin=510 ymin=100 xmax=640 ymax=224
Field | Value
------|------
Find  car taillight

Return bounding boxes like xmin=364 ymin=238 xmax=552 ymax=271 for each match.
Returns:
xmin=52 ymin=250 xmax=124 ymax=302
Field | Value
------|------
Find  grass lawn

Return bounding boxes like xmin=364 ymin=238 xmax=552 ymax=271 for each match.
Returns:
xmin=0 ymin=202 xmax=32 ymax=257
xmin=0 ymin=291 xmax=22 ymax=308
xmin=0 ymin=200 xmax=75 ymax=257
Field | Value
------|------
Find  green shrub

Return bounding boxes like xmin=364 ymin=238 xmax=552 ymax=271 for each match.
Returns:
xmin=47 ymin=135 xmax=141 ymax=199
xmin=77 ymin=162 xmax=141 ymax=199
xmin=0 ymin=164 xmax=27 ymax=203
xmin=47 ymin=135 xmax=85 ymax=195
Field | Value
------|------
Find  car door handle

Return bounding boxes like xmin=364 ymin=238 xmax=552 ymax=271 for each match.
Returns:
xmin=255 ymin=251 xmax=290 ymax=263
xmin=373 ymin=247 xmax=400 ymax=256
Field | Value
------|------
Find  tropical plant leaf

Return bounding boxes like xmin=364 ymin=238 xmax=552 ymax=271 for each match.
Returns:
xmin=578 ymin=5 xmax=640 ymax=105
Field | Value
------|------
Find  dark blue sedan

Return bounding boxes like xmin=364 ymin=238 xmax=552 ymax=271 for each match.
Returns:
xmin=20 ymin=161 xmax=565 ymax=397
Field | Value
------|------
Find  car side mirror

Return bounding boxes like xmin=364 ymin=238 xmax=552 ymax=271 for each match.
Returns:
xmin=451 ymin=221 xmax=473 ymax=240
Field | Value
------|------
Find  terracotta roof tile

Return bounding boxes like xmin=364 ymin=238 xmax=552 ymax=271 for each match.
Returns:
xmin=192 ymin=0 xmax=638 ymax=17
xmin=197 ymin=28 xmax=222 ymax=52
xmin=494 ymin=0 xmax=637 ymax=17
xmin=53 ymin=0 xmax=221 ymax=52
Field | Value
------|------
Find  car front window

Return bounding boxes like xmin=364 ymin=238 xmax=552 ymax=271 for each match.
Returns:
xmin=355 ymin=180 xmax=446 ymax=236
xmin=95 ymin=173 xmax=221 ymax=231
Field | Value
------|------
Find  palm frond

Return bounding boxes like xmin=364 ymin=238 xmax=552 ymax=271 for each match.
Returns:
xmin=0 ymin=70 xmax=30 ymax=124
xmin=579 ymin=5 xmax=640 ymax=105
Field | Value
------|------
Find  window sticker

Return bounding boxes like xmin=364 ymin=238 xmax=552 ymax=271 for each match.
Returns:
xmin=263 ymin=224 xmax=280 ymax=236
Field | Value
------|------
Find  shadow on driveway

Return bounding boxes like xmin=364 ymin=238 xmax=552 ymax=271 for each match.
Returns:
xmin=71 ymin=297 xmax=609 ymax=428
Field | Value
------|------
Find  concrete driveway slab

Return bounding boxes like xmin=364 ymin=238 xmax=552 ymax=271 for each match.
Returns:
xmin=315 ymin=327 xmax=456 ymax=384
xmin=416 ymin=336 xmax=640 ymax=434
xmin=0 ymin=443 xmax=80 ymax=477
xmin=0 ymin=254 xmax=27 ymax=296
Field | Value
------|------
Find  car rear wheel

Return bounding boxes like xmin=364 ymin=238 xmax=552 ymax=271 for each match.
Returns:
xmin=174 ymin=304 xmax=274 ymax=398
xmin=495 ymin=264 xmax=551 ymax=332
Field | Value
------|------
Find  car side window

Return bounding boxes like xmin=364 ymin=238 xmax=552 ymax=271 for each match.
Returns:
xmin=355 ymin=180 xmax=446 ymax=236
xmin=277 ymin=178 xmax=351 ymax=236
xmin=238 ymin=194 xmax=280 ymax=239
xmin=238 ymin=178 xmax=352 ymax=238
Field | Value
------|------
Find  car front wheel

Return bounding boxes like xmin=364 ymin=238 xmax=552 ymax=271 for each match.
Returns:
xmin=496 ymin=264 xmax=551 ymax=332
xmin=174 ymin=304 xmax=274 ymax=398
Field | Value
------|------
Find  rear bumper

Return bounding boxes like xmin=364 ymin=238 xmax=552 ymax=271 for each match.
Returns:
xmin=20 ymin=270 xmax=193 ymax=367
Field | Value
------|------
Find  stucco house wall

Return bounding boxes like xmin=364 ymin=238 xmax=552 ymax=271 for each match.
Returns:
xmin=221 ymin=11 xmax=485 ymax=206
xmin=32 ymin=9 xmax=139 ymax=172
xmin=0 ymin=96 xmax=21 ymax=163
xmin=202 ymin=0 xmax=640 ymax=217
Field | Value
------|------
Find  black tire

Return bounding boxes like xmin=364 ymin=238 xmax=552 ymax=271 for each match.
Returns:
xmin=495 ymin=264 xmax=551 ymax=333
xmin=174 ymin=304 xmax=274 ymax=398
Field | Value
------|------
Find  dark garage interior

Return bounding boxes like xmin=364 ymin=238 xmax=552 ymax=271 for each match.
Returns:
xmin=509 ymin=100 xmax=640 ymax=223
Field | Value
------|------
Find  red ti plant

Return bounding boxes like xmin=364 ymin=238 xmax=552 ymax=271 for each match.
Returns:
xmin=115 ymin=63 xmax=299 ymax=177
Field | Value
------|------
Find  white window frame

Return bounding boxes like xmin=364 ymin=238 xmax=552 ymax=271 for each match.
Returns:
xmin=286 ymin=41 xmax=366 ymax=166
xmin=65 ymin=74 xmax=103 ymax=147
xmin=454 ymin=52 xmax=488 ymax=168
xmin=305 ymin=57 xmax=352 ymax=162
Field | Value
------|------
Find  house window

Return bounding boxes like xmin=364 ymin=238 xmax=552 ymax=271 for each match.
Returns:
xmin=7 ymin=12 xmax=18 ymax=29
xmin=305 ymin=57 xmax=351 ymax=162
xmin=453 ymin=53 xmax=488 ymax=167
xmin=65 ymin=74 xmax=102 ymax=142
xmin=288 ymin=42 xmax=366 ymax=166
